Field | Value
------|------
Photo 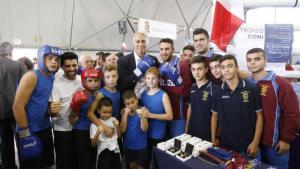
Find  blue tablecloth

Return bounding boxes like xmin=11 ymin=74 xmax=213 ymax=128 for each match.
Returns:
xmin=152 ymin=147 xmax=272 ymax=169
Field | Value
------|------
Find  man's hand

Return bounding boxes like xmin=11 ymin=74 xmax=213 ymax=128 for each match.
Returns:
xmin=247 ymin=141 xmax=259 ymax=157
xmin=49 ymin=101 xmax=61 ymax=117
xmin=212 ymin=138 xmax=220 ymax=146
xmin=275 ymin=140 xmax=290 ymax=154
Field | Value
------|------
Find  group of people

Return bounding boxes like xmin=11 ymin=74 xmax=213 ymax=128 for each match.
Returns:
xmin=0 ymin=27 xmax=299 ymax=169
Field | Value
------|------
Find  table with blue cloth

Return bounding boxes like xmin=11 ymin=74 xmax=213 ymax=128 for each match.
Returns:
xmin=152 ymin=147 xmax=272 ymax=169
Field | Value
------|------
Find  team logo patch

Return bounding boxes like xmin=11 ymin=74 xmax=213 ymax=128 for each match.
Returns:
xmin=241 ymin=91 xmax=249 ymax=102
xmin=260 ymin=84 xmax=269 ymax=96
xmin=202 ymin=91 xmax=209 ymax=101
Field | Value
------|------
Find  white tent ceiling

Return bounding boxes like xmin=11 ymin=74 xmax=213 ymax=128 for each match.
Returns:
xmin=0 ymin=0 xmax=214 ymax=52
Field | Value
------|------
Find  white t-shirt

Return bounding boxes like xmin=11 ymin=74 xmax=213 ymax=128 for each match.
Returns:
xmin=49 ymin=73 xmax=82 ymax=131
xmin=90 ymin=117 xmax=119 ymax=156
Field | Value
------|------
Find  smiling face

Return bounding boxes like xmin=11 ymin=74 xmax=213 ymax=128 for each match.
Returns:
xmin=159 ymin=42 xmax=174 ymax=62
xmin=220 ymin=59 xmax=238 ymax=81
xmin=62 ymin=59 xmax=78 ymax=80
xmin=133 ymin=33 xmax=147 ymax=57
xmin=145 ymin=72 xmax=159 ymax=89
xmin=193 ymin=33 xmax=209 ymax=54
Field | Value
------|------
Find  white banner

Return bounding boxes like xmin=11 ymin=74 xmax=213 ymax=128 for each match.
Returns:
xmin=234 ymin=24 xmax=265 ymax=70
xmin=138 ymin=18 xmax=177 ymax=40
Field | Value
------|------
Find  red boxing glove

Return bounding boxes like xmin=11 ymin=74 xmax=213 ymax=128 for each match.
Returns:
xmin=70 ymin=91 xmax=88 ymax=115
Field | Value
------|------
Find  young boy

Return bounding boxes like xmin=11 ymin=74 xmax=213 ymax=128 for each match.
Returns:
xmin=120 ymin=90 xmax=149 ymax=169
xmin=186 ymin=56 xmax=220 ymax=141
xmin=246 ymin=48 xmax=300 ymax=169
xmin=69 ymin=68 xmax=101 ymax=169
xmin=13 ymin=45 xmax=62 ymax=169
xmin=90 ymin=97 xmax=121 ymax=169
xmin=209 ymin=54 xmax=223 ymax=84
xmin=100 ymin=64 xmax=121 ymax=120
xmin=211 ymin=55 xmax=263 ymax=158
xmin=140 ymin=67 xmax=173 ymax=161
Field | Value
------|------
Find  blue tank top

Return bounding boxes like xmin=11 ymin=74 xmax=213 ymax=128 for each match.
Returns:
xmin=74 ymin=94 xmax=94 ymax=130
xmin=100 ymin=88 xmax=121 ymax=120
xmin=25 ymin=70 xmax=53 ymax=132
xmin=141 ymin=89 xmax=167 ymax=139
xmin=124 ymin=113 xmax=147 ymax=150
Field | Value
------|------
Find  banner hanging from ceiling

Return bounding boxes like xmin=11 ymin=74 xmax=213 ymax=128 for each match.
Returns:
xmin=138 ymin=18 xmax=177 ymax=40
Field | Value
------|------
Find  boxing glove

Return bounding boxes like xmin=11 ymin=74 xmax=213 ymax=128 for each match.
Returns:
xmin=18 ymin=128 xmax=43 ymax=160
xmin=134 ymin=55 xmax=156 ymax=77
xmin=160 ymin=56 xmax=182 ymax=86
xmin=70 ymin=91 xmax=88 ymax=115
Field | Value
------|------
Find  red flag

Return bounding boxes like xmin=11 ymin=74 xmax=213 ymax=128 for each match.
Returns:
xmin=211 ymin=0 xmax=244 ymax=51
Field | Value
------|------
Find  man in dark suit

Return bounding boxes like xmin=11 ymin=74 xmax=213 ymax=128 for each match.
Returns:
xmin=117 ymin=32 xmax=160 ymax=93
xmin=0 ymin=42 xmax=26 ymax=169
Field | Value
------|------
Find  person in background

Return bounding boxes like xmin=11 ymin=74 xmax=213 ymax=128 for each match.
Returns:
xmin=17 ymin=57 xmax=34 ymax=70
xmin=105 ymin=53 xmax=119 ymax=65
xmin=180 ymin=45 xmax=195 ymax=62
xmin=0 ymin=42 xmax=26 ymax=169
xmin=95 ymin=52 xmax=105 ymax=70
xmin=78 ymin=54 xmax=95 ymax=74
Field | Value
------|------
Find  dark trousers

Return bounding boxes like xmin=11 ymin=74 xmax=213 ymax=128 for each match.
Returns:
xmin=19 ymin=127 xmax=55 ymax=169
xmin=0 ymin=118 xmax=17 ymax=169
xmin=289 ymin=135 xmax=300 ymax=169
xmin=148 ymin=137 xmax=164 ymax=162
xmin=54 ymin=130 xmax=75 ymax=169
xmin=97 ymin=149 xmax=121 ymax=169
xmin=73 ymin=129 xmax=92 ymax=169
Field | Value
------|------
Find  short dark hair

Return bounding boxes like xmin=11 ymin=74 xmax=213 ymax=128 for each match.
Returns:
xmin=96 ymin=51 xmax=105 ymax=62
xmin=182 ymin=45 xmax=195 ymax=53
xmin=96 ymin=51 xmax=104 ymax=57
xmin=193 ymin=28 xmax=209 ymax=39
xmin=159 ymin=38 xmax=174 ymax=48
xmin=191 ymin=55 xmax=207 ymax=67
xmin=210 ymin=54 xmax=223 ymax=63
xmin=219 ymin=54 xmax=238 ymax=66
xmin=122 ymin=90 xmax=137 ymax=102
xmin=246 ymin=48 xmax=266 ymax=59
xmin=17 ymin=57 xmax=34 ymax=70
xmin=60 ymin=52 xmax=78 ymax=66
xmin=97 ymin=97 xmax=113 ymax=110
